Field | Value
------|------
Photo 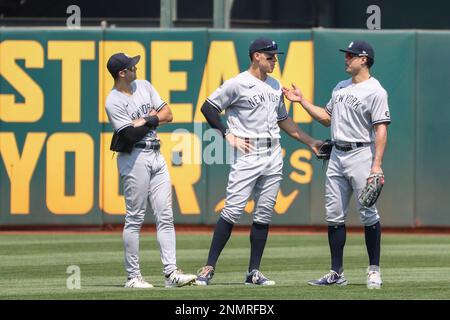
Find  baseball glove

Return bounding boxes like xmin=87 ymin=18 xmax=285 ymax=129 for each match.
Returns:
xmin=316 ymin=139 xmax=334 ymax=160
xmin=358 ymin=173 xmax=385 ymax=207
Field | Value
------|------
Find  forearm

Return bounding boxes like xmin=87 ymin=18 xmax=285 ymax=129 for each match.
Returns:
xmin=298 ymin=99 xmax=331 ymax=127
xmin=201 ymin=101 xmax=227 ymax=137
xmin=120 ymin=126 xmax=152 ymax=145
xmin=373 ymin=123 xmax=388 ymax=169
xmin=132 ymin=105 xmax=173 ymax=128
xmin=153 ymin=105 xmax=173 ymax=125
xmin=278 ymin=117 xmax=314 ymax=146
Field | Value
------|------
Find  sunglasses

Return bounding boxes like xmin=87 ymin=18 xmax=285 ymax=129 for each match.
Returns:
xmin=262 ymin=53 xmax=276 ymax=61
xmin=123 ymin=65 xmax=137 ymax=72
xmin=345 ymin=52 xmax=369 ymax=59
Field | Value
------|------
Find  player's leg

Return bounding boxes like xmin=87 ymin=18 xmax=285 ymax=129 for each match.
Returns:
xmin=364 ymin=222 xmax=382 ymax=289
xmin=147 ymin=152 xmax=176 ymax=275
xmin=325 ymin=157 xmax=352 ymax=275
xmin=196 ymin=158 xmax=260 ymax=285
xmin=118 ymin=152 xmax=153 ymax=287
xmin=349 ymin=147 xmax=382 ymax=288
xmin=309 ymin=153 xmax=351 ymax=286
xmin=148 ymin=152 xmax=196 ymax=287
xmin=246 ymin=173 xmax=282 ymax=285
xmin=207 ymin=162 xmax=259 ymax=266
xmin=349 ymin=147 xmax=381 ymax=266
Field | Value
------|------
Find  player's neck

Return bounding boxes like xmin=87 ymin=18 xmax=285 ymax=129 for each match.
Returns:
xmin=352 ymin=69 xmax=371 ymax=84
xmin=114 ymin=80 xmax=134 ymax=95
xmin=248 ymin=66 xmax=268 ymax=81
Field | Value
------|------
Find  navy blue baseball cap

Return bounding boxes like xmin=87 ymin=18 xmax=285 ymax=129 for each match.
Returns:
xmin=107 ymin=53 xmax=140 ymax=77
xmin=249 ymin=37 xmax=284 ymax=55
xmin=339 ymin=40 xmax=374 ymax=59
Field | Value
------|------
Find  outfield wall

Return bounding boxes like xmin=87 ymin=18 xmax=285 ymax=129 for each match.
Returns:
xmin=0 ymin=28 xmax=448 ymax=227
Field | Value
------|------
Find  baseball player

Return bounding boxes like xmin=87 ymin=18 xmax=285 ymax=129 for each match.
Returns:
xmin=105 ymin=53 xmax=197 ymax=288
xmin=195 ymin=37 xmax=323 ymax=286
xmin=283 ymin=40 xmax=390 ymax=289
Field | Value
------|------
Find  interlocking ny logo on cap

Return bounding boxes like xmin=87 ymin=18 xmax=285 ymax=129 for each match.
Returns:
xmin=349 ymin=41 xmax=354 ymax=48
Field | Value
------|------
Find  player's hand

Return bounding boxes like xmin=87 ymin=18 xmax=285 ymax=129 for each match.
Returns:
xmin=132 ymin=108 xmax=159 ymax=127
xmin=132 ymin=118 xmax=146 ymax=127
xmin=225 ymin=133 xmax=254 ymax=154
xmin=282 ymin=83 xmax=304 ymax=103
xmin=369 ymin=166 xmax=384 ymax=184
xmin=309 ymin=139 xmax=324 ymax=155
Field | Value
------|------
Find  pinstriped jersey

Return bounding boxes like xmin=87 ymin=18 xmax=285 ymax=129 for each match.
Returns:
xmin=207 ymin=71 xmax=288 ymax=139
xmin=105 ymin=80 xmax=166 ymax=142
xmin=325 ymin=77 xmax=390 ymax=143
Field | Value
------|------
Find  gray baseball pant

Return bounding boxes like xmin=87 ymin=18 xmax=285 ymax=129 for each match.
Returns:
xmin=221 ymin=142 xmax=283 ymax=225
xmin=117 ymin=148 xmax=177 ymax=278
xmin=325 ymin=145 xmax=380 ymax=226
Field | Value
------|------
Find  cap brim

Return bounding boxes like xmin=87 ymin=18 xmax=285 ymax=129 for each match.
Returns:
xmin=339 ymin=48 xmax=359 ymax=55
xmin=265 ymin=50 xmax=285 ymax=54
xmin=339 ymin=49 xmax=371 ymax=58
xmin=128 ymin=55 xmax=141 ymax=67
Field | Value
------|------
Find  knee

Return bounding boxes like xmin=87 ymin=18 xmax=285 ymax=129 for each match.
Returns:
xmin=124 ymin=212 xmax=145 ymax=229
xmin=253 ymin=208 xmax=273 ymax=225
xmin=326 ymin=216 xmax=346 ymax=225
xmin=325 ymin=199 xmax=346 ymax=224
xmin=325 ymin=207 xmax=345 ymax=225
xmin=325 ymin=195 xmax=343 ymax=214
xmin=156 ymin=212 xmax=174 ymax=230
xmin=220 ymin=209 xmax=240 ymax=224
xmin=253 ymin=215 xmax=271 ymax=226
xmin=362 ymin=216 xmax=380 ymax=227
xmin=359 ymin=207 xmax=379 ymax=226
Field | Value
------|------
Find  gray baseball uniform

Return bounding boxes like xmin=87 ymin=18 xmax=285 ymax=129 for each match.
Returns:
xmin=324 ymin=77 xmax=391 ymax=225
xmin=207 ymin=71 xmax=288 ymax=224
xmin=105 ymin=79 xmax=178 ymax=278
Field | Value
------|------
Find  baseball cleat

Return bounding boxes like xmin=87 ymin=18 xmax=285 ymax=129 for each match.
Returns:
xmin=308 ymin=270 xmax=348 ymax=286
xmin=195 ymin=265 xmax=215 ymax=286
xmin=124 ymin=276 xmax=153 ymax=288
xmin=165 ymin=269 xmax=197 ymax=288
xmin=245 ymin=269 xmax=275 ymax=286
xmin=367 ymin=268 xmax=383 ymax=289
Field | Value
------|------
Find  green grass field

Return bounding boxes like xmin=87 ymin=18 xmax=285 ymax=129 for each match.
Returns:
xmin=0 ymin=232 xmax=449 ymax=300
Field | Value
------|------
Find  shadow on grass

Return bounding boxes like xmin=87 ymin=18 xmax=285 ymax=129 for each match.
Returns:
xmin=84 ymin=284 xmax=125 ymax=288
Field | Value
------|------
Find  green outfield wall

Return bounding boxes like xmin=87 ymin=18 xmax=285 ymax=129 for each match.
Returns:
xmin=0 ymin=28 xmax=448 ymax=227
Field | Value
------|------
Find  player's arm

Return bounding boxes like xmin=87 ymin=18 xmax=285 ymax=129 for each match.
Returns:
xmin=131 ymin=105 xmax=173 ymax=128
xmin=282 ymin=84 xmax=331 ymax=127
xmin=278 ymin=116 xmax=323 ymax=155
xmin=106 ymin=102 xmax=151 ymax=145
xmin=119 ymin=126 xmax=152 ymax=145
xmin=201 ymin=101 xmax=253 ymax=153
xmin=371 ymin=123 xmax=388 ymax=175
xmin=133 ymin=81 xmax=174 ymax=127
xmin=201 ymin=101 xmax=227 ymax=136
xmin=151 ymin=104 xmax=173 ymax=125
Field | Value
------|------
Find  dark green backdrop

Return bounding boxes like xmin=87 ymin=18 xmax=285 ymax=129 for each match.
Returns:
xmin=0 ymin=28 xmax=448 ymax=227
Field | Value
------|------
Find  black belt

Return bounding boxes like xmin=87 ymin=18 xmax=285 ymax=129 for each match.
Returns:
xmin=334 ymin=142 xmax=368 ymax=152
xmin=134 ymin=142 xmax=160 ymax=150
xmin=244 ymin=138 xmax=278 ymax=148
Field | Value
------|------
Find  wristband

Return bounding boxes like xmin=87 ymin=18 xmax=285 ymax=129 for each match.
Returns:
xmin=144 ymin=115 xmax=159 ymax=128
